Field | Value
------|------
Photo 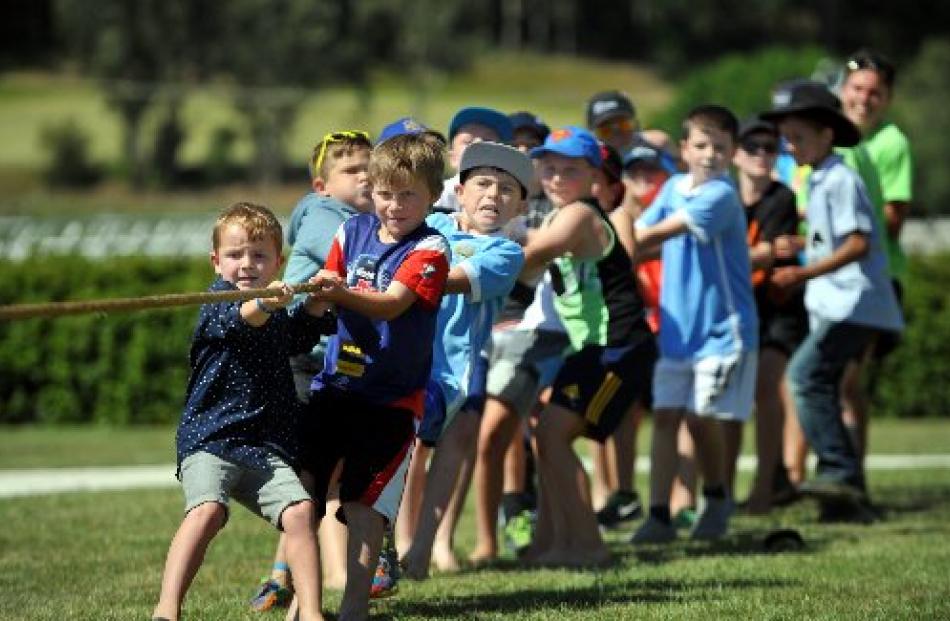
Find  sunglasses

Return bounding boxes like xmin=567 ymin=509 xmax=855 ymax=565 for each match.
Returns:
xmin=740 ymin=137 xmax=778 ymax=155
xmin=312 ymin=130 xmax=371 ymax=175
xmin=845 ymin=54 xmax=895 ymax=85
xmin=594 ymin=117 xmax=636 ymax=140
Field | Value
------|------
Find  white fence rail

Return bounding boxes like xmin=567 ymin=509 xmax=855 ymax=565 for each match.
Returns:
xmin=0 ymin=215 xmax=947 ymax=261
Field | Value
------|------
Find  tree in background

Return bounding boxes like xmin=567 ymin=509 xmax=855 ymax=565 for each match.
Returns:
xmin=207 ymin=0 xmax=370 ymax=184
xmin=54 ymin=0 xmax=211 ymax=187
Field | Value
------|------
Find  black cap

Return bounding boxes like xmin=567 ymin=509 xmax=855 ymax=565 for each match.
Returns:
xmin=738 ymin=116 xmax=778 ymax=141
xmin=508 ymin=111 xmax=550 ymax=142
xmin=761 ymin=80 xmax=860 ymax=147
xmin=586 ymin=90 xmax=636 ymax=129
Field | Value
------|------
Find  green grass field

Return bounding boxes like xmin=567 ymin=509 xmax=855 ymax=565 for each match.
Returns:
xmin=1 ymin=420 xmax=949 ymax=619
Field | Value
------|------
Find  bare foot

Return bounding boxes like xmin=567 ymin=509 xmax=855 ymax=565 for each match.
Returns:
xmin=400 ymin=549 xmax=430 ymax=580
xmin=432 ymin=544 xmax=461 ymax=573
xmin=467 ymin=547 xmax=497 ymax=568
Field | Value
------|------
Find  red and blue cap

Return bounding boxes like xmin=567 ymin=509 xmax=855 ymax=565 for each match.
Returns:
xmin=529 ymin=126 xmax=602 ymax=167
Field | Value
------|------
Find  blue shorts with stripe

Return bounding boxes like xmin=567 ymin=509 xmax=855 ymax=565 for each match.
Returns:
xmin=548 ymin=336 xmax=657 ymax=442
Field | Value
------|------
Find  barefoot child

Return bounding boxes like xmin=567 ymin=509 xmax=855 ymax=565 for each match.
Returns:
xmin=522 ymin=127 xmax=657 ymax=567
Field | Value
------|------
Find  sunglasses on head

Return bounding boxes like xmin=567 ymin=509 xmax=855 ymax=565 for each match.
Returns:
xmin=845 ymin=54 xmax=895 ymax=85
xmin=594 ymin=117 xmax=636 ymax=140
xmin=312 ymin=130 xmax=371 ymax=175
xmin=740 ymin=137 xmax=778 ymax=155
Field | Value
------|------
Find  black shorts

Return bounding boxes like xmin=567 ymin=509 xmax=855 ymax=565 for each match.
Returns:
xmin=760 ymin=311 xmax=808 ymax=357
xmin=303 ymin=387 xmax=416 ymax=523
xmin=873 ymin=279 xmax=903 ymax=360
xmin=548 ymin=337 xmax=657 ymax=443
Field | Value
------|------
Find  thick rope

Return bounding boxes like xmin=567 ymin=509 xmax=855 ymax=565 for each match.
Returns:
xmin=0 ymin=283 xmax=323 ymax=321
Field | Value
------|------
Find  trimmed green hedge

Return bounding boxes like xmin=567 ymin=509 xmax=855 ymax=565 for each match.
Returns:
xmin=1 ymin=253 xmax=949 ymax=423
xmin=0 ymin=256 xmax=212 ymax=424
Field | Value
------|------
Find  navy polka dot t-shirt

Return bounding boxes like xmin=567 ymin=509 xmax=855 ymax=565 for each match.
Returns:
xmin=176 ymin=277 xmax=335 ymax=473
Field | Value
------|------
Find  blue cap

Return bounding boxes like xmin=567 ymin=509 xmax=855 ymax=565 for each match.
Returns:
xmin=448 ymin=107 xmax=514 ymax=142
xmin=622 ymin=136 xmax=678 ymax=174
xmin=508 ymin=111 xmax=550 ymax=141
xmin=377 ymin=117 xmax=444 ymax=145
xmin=529 ymin=126 xmax=602 ymax=167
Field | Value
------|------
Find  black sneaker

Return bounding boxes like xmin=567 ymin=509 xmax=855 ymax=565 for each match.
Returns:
xmin=596 ymin=490 xmax=643 ymax=528
xmin=818 ymin=498 xmax=881 ymax=524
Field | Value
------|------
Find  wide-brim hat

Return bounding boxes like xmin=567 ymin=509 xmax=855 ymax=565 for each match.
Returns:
xmin=761 ymin=80 xmax=860 ymax=147
xmin=459 ymin=141 xmax=535 ymax=196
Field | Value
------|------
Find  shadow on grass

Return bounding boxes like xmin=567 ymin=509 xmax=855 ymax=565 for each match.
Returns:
xmin=624 ymin=528 xmax=833 ymax=565
xmin=870 ymin=482 xmax=950 ymax=516
xmin=366 ymin=576 xmax=798 ymax=620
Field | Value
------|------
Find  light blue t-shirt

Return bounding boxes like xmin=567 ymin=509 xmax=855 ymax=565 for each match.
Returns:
xmin=802 ymin=154 xmax=903 ymax=332
xmin=284 ymin=192 xmax=359 ymax=360
xmin=636 ymin=173 xmax=758 ymax=360
xmin=426 ymin=212 xmax=524 ymax=415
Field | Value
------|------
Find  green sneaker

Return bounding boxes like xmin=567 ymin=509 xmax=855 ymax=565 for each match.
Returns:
xmin=672 ymin=507 xmax=697 ymax=530
xmin=504 ymin=510 xmax=535 ymax=555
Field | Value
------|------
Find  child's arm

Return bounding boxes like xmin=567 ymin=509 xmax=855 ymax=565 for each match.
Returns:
xmin=314 ymin=274 xmax=418 ymax=321
xmin=521 ymin=204 xmax=603 ymax=278
xmin=634 ymin=213 xmax=689 ymax=257
xmin=240 ymin=281 xmax=293 ymax=327
xmin=771 ymin=232 xmax=869 ymax=289
xmin=444 ymin=240 xmax=524 ymax=298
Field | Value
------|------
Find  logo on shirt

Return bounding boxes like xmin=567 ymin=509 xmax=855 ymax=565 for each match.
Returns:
xmin=561 ymin=383 xmax=580 ymax=404
xmin=421 ymin=263 xmax=438 ymax=279
xmin=454 ymin=242 xmax=475 ymax=259
xmin=349 ymin=254 xmax=392 ymax=291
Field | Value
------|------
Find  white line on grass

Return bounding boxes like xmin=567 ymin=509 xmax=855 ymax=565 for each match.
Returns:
xmin=2 ymin=454 xmax=950 ymax=499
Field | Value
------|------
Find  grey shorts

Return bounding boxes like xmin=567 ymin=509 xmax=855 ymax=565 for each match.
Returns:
xmin=486 ymin=328 xmax=570 ymax=417
xmin=180 ymin=450 xmax=310 ymax=529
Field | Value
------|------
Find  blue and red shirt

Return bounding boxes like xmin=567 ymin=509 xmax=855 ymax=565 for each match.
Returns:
xmin=312 ymin=213 xmax=450 ymax=417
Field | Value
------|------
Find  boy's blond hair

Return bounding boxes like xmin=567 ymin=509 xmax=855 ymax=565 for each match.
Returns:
xmin=369 ymin=133 xmax=446 ymax=199
xmin=212 ymin=202 xmax=283 ymax=254
xmin=310 ymin=132 xmax=373 ymax=180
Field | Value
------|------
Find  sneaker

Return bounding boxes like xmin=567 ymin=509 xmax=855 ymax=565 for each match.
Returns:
xmin=504 ymin=509 xmax=535 ymax=555
xmin=249 ymin=577 xmax=293 ymax=612
xmin=369 ymin=554 xmax=400 ymax=599
xmin=690 ymin=497 xmax=734 ymax=541
xmin=596 ymin=490 xmax=643 ymax=529
xmin=818 ymin=498 xmax=881 ymax=524
xmin=672 ymin=507 xmax=697 ymax=530
xmin=799 ymin=478 xmax=866 ymax=504
xmin=630 ymin=516 xmax=677 ymax=544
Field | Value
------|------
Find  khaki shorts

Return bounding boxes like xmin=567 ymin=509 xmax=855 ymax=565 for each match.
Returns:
xmin=180 ymin=450 xmax=310 ymax=529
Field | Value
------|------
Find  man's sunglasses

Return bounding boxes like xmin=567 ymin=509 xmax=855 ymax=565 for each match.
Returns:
xmin=740 ymin=137 xmax=778 ymax=155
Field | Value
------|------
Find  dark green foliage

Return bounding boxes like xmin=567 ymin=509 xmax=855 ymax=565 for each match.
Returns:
xmin=0 ymin=256 xmax=211 ymax=424
xmin=647 ymin=46 xmax=826 ymax=136
xmin=1 ymin=253 xmax=948 ymax=423
xmin=37 ymin=118 xmax=101 ymax=187
xmin=873 ymin=253 xmax=950 ymax=417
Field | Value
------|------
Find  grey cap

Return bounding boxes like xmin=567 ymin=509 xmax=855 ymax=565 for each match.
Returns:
xmin=459 ymin=141 xmax=534 ymax=195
